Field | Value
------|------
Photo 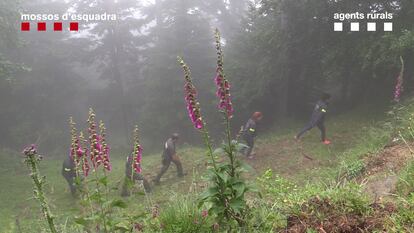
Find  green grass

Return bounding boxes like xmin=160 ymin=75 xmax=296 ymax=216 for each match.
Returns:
xmin=251 ymin=106 xmax=392 ymax=185
xmin=0 ymin=147 xmax=208 ymax=233
xmin=0 ymin=104 xmax=404 ymax=232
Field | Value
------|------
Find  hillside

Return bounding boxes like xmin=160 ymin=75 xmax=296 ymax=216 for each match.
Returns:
xmin=2 ymin=102 xmax=414 ymax=232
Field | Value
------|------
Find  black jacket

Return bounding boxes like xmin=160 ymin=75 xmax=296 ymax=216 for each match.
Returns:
xmin=62 ymin=155 xmax=76 ymax=177
xmin=310 ymin=100 xmax=328 ymax=125
xmin=243 ymin=118 xmax=257 ymax=138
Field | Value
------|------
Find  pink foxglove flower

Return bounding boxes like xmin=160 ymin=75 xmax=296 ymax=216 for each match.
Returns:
xmin=69 ymin=118 xmax=90 ymax=176
xmin=87 ymin=109 xmax=99 ymax=168
xmin=132 ymin=125 xmax=143 ymax=174
xmin=87 ymin=108 xmax=111 ymax=171
xmin=178 ymin=56 xmax=204 ymax=130
xmin=133 ymin=145 xmax=143 ymax=173
xmin=394 ymin=74 xmax=403 ymax=102
xmin=88 ymin=109 xmax=104 ymax=169
xmin=394 ymin=56 xmax=405 ymax=102
xmin=78 ymin=132 xmax=90 ymax=176
xmin=99 ymin=121 xmax=111 ymax=171
xmin=214 ymin=29 xmax=234 ymax=118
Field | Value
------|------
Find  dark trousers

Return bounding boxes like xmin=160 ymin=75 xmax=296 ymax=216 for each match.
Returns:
xmin=297 ymin=120 xmax=326 ymax=141
xmin=62 ymin=171 xmax=77 ymax=196
xmin=154 ymin=156 xmax=183 ymax=182
xmin=121 ymin=173 xmax=151 ymax=196
xmin=243 ymin=134 xmax=255 ymax=157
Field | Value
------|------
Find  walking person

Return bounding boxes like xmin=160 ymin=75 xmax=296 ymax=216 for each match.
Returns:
xmin=121 ymin=152 xmax=151 ymax=196
xmin=153 ymin=133 xmax=184 ymax=185
xmin=242 ymin=112 xmax=263 ymax=159
xmin=295 ymin=93 xmax=331 ymax=144
xmin=62 ymin=153 xmax=78 ymax=196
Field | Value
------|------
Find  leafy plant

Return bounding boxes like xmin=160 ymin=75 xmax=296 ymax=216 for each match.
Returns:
xmin=258 ymin=169 xmax=372 ymax=231
xmin=389 ymin=194 xmax=414 ymax=232
xmin=177 ymin=29 xmax=252 ymax=230
xmin=340 ymin=160 xmax=366 ymax=180
xmin=158 ymin=194 xmax=214 ymax=233
xmin=22 ymin=144 xmax=58 ymax=233
xmin=69 ymin=109 xmax=147 ymax=233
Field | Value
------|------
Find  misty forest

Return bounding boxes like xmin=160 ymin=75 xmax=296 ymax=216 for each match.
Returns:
xmin=1 ymin=0 xmax=414 ymax=232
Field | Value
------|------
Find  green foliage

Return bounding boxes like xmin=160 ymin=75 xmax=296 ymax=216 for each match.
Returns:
xmin=397 ymin=161 xmax=414 ymax=197
xmin=389 ymin=194 xmax=414 ymax=232
xmin=178 ymin=29 xmax=253 ymax=230
xmin=70 ymin=113 xmax=149 ymax=233
xmin=229 ymin=0 xmax=414 ymax=119
xmin=339 ymin=160 xmax=366 ymax=180
xmin=257 ymin=169 xmax=324 ymax=215
xmin=23 ymin=145 xmax=58 ymax=233
xmin=390 ymin=97 xmax=414 ymax=144
xmin=200 ymin=155 xmax=251 ymax=225
xmin=243 ymin=199 xmax=285 ymax=232
xmin=158 ymin=194 xmax=214 ymax=233
xmin=257 ymin=169 xmax=372 ymax=230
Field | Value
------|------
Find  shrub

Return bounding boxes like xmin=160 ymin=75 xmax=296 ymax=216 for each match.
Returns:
xmin=158 ymin=194 xmax=214 ymax=233
xmin=257 ymin=169 xmax=373 ymax=230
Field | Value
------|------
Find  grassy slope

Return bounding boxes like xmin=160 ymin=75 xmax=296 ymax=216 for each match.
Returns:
xmin=0 ymin=105 xmax=395 ymax=232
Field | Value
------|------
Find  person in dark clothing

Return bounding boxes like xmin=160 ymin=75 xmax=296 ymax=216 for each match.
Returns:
xmin=295 ymin=93 xmax=331 ymax=144
xmin=153 ymin=133 xmax=184 ymax=184
xmin=121 ymin=153 xmax=151 ymax=197
xmin=242 ymin=112 xmax=263 ymax=158
xmin=62 ymin=154 xmax=78 ymax=196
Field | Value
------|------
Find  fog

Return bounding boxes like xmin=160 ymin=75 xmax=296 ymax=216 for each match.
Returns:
xmin=2 ymin=0 xmax=414 ymax=232
xmin=1 ymin=0 xmax=413 ymax=155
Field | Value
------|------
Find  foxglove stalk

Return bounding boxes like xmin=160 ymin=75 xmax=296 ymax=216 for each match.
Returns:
xmin=99 ymin=120 xmax=111 ymax=171
xmin=88 ymin=108 xmax=103 ymax=168
xmin=70 ymin=117 xmax=90 ymax=176
xmin=23 ymin=144 xmax=58 ymax=233
xmin=214 ymin=29 xmax=234 ymax=118
xmin=69 ymin=117 xmax=79 ymax=163
xmin=132 ymin=125 xmax=143 ymax=174
xmin=178 ymin=56 xmax=204 ymax=129
xmin=394 ymin=56 xmax=405 ymax=102
xmin=79 ymin=132 xmax=90 ymax=176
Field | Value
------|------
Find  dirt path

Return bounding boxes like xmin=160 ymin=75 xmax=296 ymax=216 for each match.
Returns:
xmin=241 ymin=134 xmax=413 ymax=200
xmin=243 ymin=139 xmax=324 ymax=177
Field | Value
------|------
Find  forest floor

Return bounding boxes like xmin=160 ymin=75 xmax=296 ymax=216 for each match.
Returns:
xmin=1 ymin=105 xmax=412 ymax=232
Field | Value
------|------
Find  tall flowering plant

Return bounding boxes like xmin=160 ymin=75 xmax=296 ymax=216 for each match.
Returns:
xmin=22 ymin=144 xmax=58 ymax=233
xmin=124 ymin=125 xmax=149 ymax=197
xmin=69 ymin=117 xmax=90 ymax=177
xmin=99 ymin=120 xmax=111 ymax=171
xmin=394 ymin=56 xmax=405 ymax=102
xmin=178 ymin=29 xmax=250 ymax=230
xmin=132 ymin=125 xmax=143 ymax=174
xmin=78 ymin=132 xmax=90 ymax=177
xmin=178 ymin=57 xmax=217 ymax=169
xmin=182 ymin=60 xmax=204 ymax=130
xmin=84 ymin=108 xmax=111 ymax=172
xmin=70 ymin=109 xmax=131 ymax=233
xmin=214 ymin=29 xmax=234 ymax=118
xmin=87 ymin=108 xmax=102 ymax=169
